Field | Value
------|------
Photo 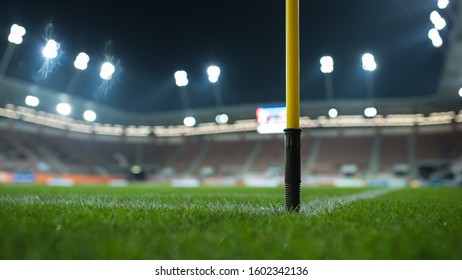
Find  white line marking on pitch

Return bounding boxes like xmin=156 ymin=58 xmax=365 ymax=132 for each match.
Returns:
xmin=0 ymin=188 xmax=397 ymax=215
xmin=301 ymin=188 xmax=396 ymax=216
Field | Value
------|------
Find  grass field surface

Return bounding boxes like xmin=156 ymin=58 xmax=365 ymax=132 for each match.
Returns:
xmin=0 ymin=185 xmax=461 ymax=259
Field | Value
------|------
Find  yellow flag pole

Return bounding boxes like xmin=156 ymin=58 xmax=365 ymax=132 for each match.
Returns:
xmin=286 ymin=0 xmax=300 ymax=129
xmin=284 ymin=0 xmax=302 ymax=212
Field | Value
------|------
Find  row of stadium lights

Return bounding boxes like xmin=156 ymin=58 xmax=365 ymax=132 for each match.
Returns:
xmin=4 ymin=24 xmax=115 ymax=122
xmin=434 ymin=0 xmax=462 ymax=100
xmin=2 ymin=2 xmax=458 ymax=126
xmin=3 ymin=23 xmax=439 ymax=125
xmin=173 ymin=66 xmax=227 ymax=127
xmin=4 ymin=23 xmax=225 ymax=126
xmin=433 ymin=0 xmax=462 ymax=100
xmin=323 ymin=0 xmax=461 ymax=119
xmin=428 ymin=0 xmax=450 ymax=48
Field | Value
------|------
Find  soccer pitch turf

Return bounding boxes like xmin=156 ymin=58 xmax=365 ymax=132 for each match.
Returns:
xmin=0 ymin=185 xmax=461 ymax=260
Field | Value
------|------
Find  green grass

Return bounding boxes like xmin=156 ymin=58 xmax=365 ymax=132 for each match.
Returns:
xmin=0 ymin=185 xmax=461 ymax=259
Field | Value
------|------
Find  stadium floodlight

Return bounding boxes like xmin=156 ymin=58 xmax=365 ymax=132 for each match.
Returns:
xmin=328 ymin=108 xmax=338 ymax=118
xmin=56 ymin=102 xmax=72 ymax=116
xmin=1 ymin=24 xmax=27 ymax=77
xmin=25 ymin=95 xmax=39 ymax=107
xmin=42 ymin=39 xmax=59 ymax=59
xmin=175 ymin=70 xmax=191 ymax=113
xmin=66 ymin=52 xmax=90 ymax=94
xmin=431 ymin=37 xmax=443 ymax=48
xmin=174 ymin=70 xmax=188 ymax=87
xmin=320 ymin=56 xmax=334 ymax=74
xmin=459 ymin=88 xmax=462 ymax=97
xmin=100 ymin=62 xmax=115 ymax=80
xmin=428 ymin=28 xmax=441 ymax=40
xmin=430 ymin=11 xmax=447 ymax=30
xmin=8 ymin=24 xmax=26 ymax=45
xmin=183 ymin=116 xmax=196 ymax=127
xmin=321 ymin=56 xmax=335 ymax=110
xmin=215 ymin=113 xmax=229 ymax=124
xmin=83 ymin=110 xmax=97 ymax=122
xmin=438 ymin=0 xmax=449 ymax=9
xmin=207 ymin=65 xmax=226 ymax=122
xmin=361 ymin=53 xmax=377 ymax=72
xmin=207 ymin=65 xmax=221 ymax=83
xmin=364 ymin=106 xmax=377 ymax=118
xmin=74 ymin=52 xmax=90 ymax=70
xmin=428 ymin=28 xmax=443 ymax=48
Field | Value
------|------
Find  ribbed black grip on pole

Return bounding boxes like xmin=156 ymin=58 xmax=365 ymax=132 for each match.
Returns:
xmin=284 ymin=128 xmax=302 ymax=212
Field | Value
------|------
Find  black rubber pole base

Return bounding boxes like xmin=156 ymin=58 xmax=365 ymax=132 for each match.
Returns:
xmin=284 ymin=128 xmax=302 ymax=212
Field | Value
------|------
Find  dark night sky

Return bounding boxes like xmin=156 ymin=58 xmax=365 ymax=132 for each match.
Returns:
xmin=0 ymin=0 xmax=456 ymax=113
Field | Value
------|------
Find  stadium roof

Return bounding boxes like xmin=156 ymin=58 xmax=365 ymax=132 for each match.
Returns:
xmin=0 ymin=0 xmax=462 ymax=125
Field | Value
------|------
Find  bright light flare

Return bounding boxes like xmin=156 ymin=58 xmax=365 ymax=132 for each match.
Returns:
xmin=215 ymin=113 xmax=229 ymax=124
xmin=362 ymin=53 xmax=377 ymax=72
xmin=207 ymin=65 xmax=221 ymax=83
xmin=428 ymin=28 xmax=443 ymax=48
xmin=25 ymin=95 xmax=39 ymax=107
xmin=74 ymin=52 xmax=90 ymax=70
xmin=42 ymin=39 xmax=59 ymax=59
xmin=8 ymin=24 xmax=26 ymax=45
xmin=83 ymin=110 xmax=97 ymax=122
xmin=100 ymin=62 xmax=115 ymax=80
xmin=56 ymin=102 xmax=72 ymax=116
xmin=328 ymin=108 xmax=338 ymax=118
xmin=430 ymin=11 xmax=447 ymax=30
xmin=183 ymin=116 xmax=196 ymax=127
xmin=174 ymin=70 xmax=188 ymax=87
xmin=458 ymin=88 xmax=462 ymax=98
xmin=320 ymin=56 xmax=334 ymax=73
xmin=438 ymin=0 xmax=449 ymax=9
xmin=364 ymin=107 xmax=377 ymax=118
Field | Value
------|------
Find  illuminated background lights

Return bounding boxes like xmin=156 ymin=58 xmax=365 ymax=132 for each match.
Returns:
xmin=100 ymin=61 xmax=115 ymax=80
xmin=74 ymin=52 xmax=90 ymax=71
xmin=364 ymin=106 xmax=378 ymax=118
xmin=42 ymin=39 xmax=59 ymax=59
xmin=438 ymin=0 xmax=449 ymax=10
xmin=183 ymin=116 xmax=196 ymax=127
xmin=25 ymin=95 xmax=39 ymax=107
xmin=328 ymin=108 xmax=338 ymax=118
xmin=8 ymin=24 xmax=26 ymax=45
xmin=215 ymin=113 xmax=229 ymax=124
xmin=320 ymin=56 xmax=334 ymax=74
xmin=430 ymin=11 xmax=447 ymax=30
xmin=428 ymin=28 xmax=443 ymax=48
xmin=361 ymin=53 xmax=377 ymax=72
xmin=83 ymin=110 xmax=97 ymax=122
xmin=207 ymin=65 xmax=221 ymax=83
xmin=174 ymin=70 xmax=189 ymax=87
xmin=56 ymin=102 xmax=72 ymax=116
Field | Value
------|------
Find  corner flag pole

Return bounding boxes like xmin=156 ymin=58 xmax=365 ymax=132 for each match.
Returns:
xmin=284 ymin=0 xmax=302 ymax=212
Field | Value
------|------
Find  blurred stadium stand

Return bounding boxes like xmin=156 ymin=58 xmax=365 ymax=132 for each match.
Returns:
xmin=1 ymin=122 xmax=461 ymax=186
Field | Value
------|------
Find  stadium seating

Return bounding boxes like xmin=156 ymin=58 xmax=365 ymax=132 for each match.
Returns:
xmin=312 ymin=136 xmax=373 ymax=176
xmin=1 ymin=123 xmax=461 ymax=184
xmin=380 ymin=135 xmax=409 ymax=173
